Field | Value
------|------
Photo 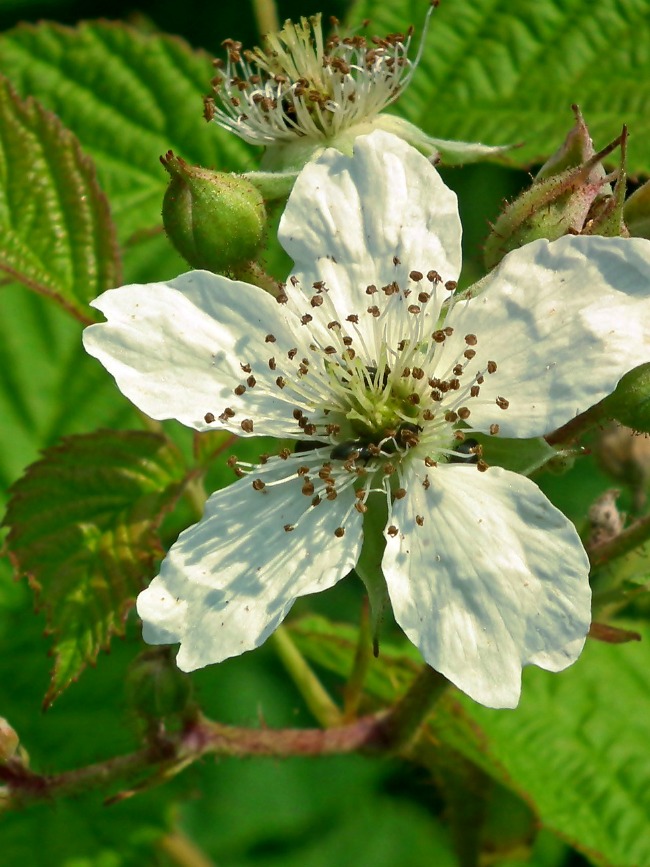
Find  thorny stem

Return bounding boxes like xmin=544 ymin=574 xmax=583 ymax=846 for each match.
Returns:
xmin=544 ymin=397 xmax=608 ymax=446
xmin=0 ymin=665 xmax=449 ymax=811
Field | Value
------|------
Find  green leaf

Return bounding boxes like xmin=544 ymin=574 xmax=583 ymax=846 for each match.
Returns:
xmin=0 ymin=75 xmax=121 ymax=321
xmin=0 ymin=21 xmax=253 ymax=242
xmin=467 ymin=626 xmax=650 ymax=867
xmin=349 ymin=0 xmax=650 ymax=175
xmin=3 ymin=430 xmax=187 ymax=707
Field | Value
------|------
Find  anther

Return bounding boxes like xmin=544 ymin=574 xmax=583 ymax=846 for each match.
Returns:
xmin=408 ymin=304 xmax=421 ymax=314
xmin=234 ymin=385 xmax=246 ymax=395
xmin=302 ymin=480 xmax=315 ymax=496
xmin=334 ymin=527 xmax=345 ymax=537
xmin=355 ymin=501 xmax=368 ymax=513
xmin=387 ymin=525 xmax=399 ymax=537
xmin=301 ymin=314 xmax=313 ymax=324
xmin=284 ymin=524 xmax=295 ymax=532
xmin=367 ymin=305 xmax=380 ymax=317
xmin=204 ymin=412 xmax=215 ymax=423
xmin=487 ymin=361 xmax=498 ymax=374
xmin=312 ymin=495 xmax=322 ymax=507
xmin=252 ymin=479 xmax=265 ymax=491
xmin=346 ymin=314 xmax=359 ymax=324
xmin=241 ymin=419 xmax=254 ymax=433
xmin=366 ymin=284 xmax=377 ymax=294
xmin=415 ymin=515 xmax=424 ymax=526
xmin=427 ymin=270 xmax=441 ymax=283
xmin=269 ymin=358 xmax=277 ymax=370
xmin=496 ymin=396 xmax=509 ymax=410
xmin=276 ymin=376 xmax=286 ymax=388
xmin=445 ymin=280 xmax=457 ymax=292
xmin=458 ymin=407 xmax=471 ymax=420
xmin=393 ymin=256 xmax=400 ymax=265
xmin=394 ymin=488 xmax=406 ymax=499
xmin=288 ymin=348 xmax=298 ymax=359
xmin=477 ymin=460 xmax=489 ymax=472
xmin=432 ymin=330 xmax=445 ymax=343
xmin=489 ymin=424 xmax=500 ymax=435
xmin=470 ymin=385 xmax=480 ymax=398
xmin=424 ymin=456 xmax=436 ymax=467
xmin=246 ymin=376 xmax=256 ymax=388
xmin=240 ymin=362 xmax=252 ymax=372
xmin=278 ymin=448 xmax=291 ymax=459
xmin=422 ymin=476 xmax=430 ymax=490
xmin=310 ymin=295 xmax=324 ymax=307
xmin=219 ymin=407 xmax=235 ymax=420
xmin=276 ymin=292 xmax=288 ymax=304
xmin=418 ymin=292 xmax=430 ymax=303
xmin=410 ymin=270 xmax=423 ymax=281
xmin=265 ymin=334 xmax=276 ymax=343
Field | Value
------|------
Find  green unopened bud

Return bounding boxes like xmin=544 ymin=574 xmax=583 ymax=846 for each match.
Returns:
xmin=624 ymin=178 xmax=650 ymax=239
xmin=0 ymin=717 xmax=19 ymax=762
xmin=161 ymin=151 xmax=267 ymax=274
xmin=484 ymin=107 xmax=623 ymax=269
xmin=126 ymin=647 xmax=193 ymax=721
xmin=603 ymin=363 xmax=650 ymax=433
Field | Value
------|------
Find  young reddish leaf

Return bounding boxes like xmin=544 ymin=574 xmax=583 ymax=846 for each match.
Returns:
xmin=0 ymin=75 xmax=121 ymax=323
xmin=3 ymin=430 xmax=187 ymax=707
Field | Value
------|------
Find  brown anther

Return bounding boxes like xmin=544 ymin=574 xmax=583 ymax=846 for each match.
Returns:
xmin=445 ymin=280 xmax=457 ymax=292
xmin=240 ymin=362 xmax=252 ymax=373
xmin=310 ymin=295 xmax=324 ymax=307
xmin=246 ymin=376 xmax=256 ymax=388
xmin=276 ymin=376 xmax=286 ymax=388
xmin=489 ymin=423 xmax=500 ymax=435
xmin=265 ymin=334 xmax=276 ymax=343
xmin=407 ymin=393 xmax=420 ymax=405
xmin=302 ymin=480 xmax=315 ymax=496
xmin=325 ymin=424 xmax=340 ymax=436
xmin=470 ymin=385 xmax=480 ymax=398
xmin=477 ymin=460 xmax=489 ymax=473
xmin=458 ymin=407 xmax=471 ymax=420
xmin=367 ymin=305 xmax=381 ymax=317
xmin=226 ymin=455 xmax=238 ymax=467
xmin=259 ymin=454 xmax=269 ymax=464
xmin=449 ymin=378 xmax=460 ymax=390
xmin=444 ymin=326 xmax=454 ymax=336
xmin=220 ymin=407 xmax=235 ymax=420
xmin=301 ymin=314 xmax=313 ymax=325
xmin=234 ymin=384 xmax=246 ymax=395
xmin=422 ymin=476 xmax=430 ymax=490
xmin=342 ymin=336 xmax=353 ymax=346
xmin=326 ymin=489 xmax=338 ymax=500
xmin=241 ymin=419 xmax=254 ymax=433
xmin=312 ymin=495 xmax=322 ymax=507
xmin=393 ymin=256 xmax=400 ymax=266
xmin=401 ymin=367 xmax=411 ymax=378
xmin=288 ymin=348 xmax=298 ymax=360
xmin=252 ymin=479 xmax=265 ymax=491
xmin=394 ymin=488 xmax=407 ymax=499
xmin=408 ymin=304 xmax=421 ymax=315
xmin=278 ymin=448 xmax=291 ymax=459
xmin=415 ymin=515 xmax=424 ymax=526
xmin=354 ymin=501 xmax=368 ymax=513
xmin=290 ymin=275 xmax=300 ymax=287
xmin=397 ymin=339 xmax=407 ymax=351
xmin=293 ymin=409 xmax=303 ymax=420
xmin=299 ymin=363 xmax=309 ymax=375
xmin=431 ymin=389 xmax=442 ymax=401
xmin=276 ymin=292 xmax=288 ymax=304
xmin=464 ymin=334 xmax=478 ymax=347
xmin=418 ymin=292 xmax=430 ymax=303
xmin=427 ymin=270 xmax=442 ymax=283
xmin=496 ymin=396 xmax=510 ymax=410
xmin=328 ymin=320 xmax=340 ymax=329
xmin=296 ymin=465 xmax=310 ymax=475
xmin=476 ymin=375 xmax=485 ymax=385
xmin=354 ymin=489 xmax=366 ymax=499
xmin=284 ymin=524 xmax=295 ymax=532
xmin=464 ymin=349 xmax=476 ymax=360
xmin=432 ymin=330 xmax=446 ymax=343
xmin=453 ymin=364 xmax=463 ymax=376
xmin=334 ymin=527 xmax=345 ymax=537
xmin=324 ymin=346 xmax=337 ymax=355
xmin=204 ymin=412 xmax=215 ymax=423
xmin=387 ymin=525 xmax=399 ymax=537
xmin=346 ymin=314 xmax=359 ymax=324
xmin=345 ymin=348 xmax=356 ymax=360
xmin=233 ymin=467 xmax=245 ymax=478
xmin=487 ymin=361 xmax=498 ymax=374
xmin=313 ymin=280 xmax=326 ymax=291
xmin=366 ymin=284 xmax=377 ymax=295
xmin=303 ymin=424 xmax=317 ymax=436
xmin=424 ymin=456 xmax=437 ymax=467
xmin=269 ymin=358 xmax=277 ymax=370
xmin=383 ymin=464 xmax=396 ymax=475
xmin=422 ymin=409 xmax=434 ymax=421
xmin=454 ymin=430 xmax=466 ymax=441
xmin=410 ymin=270 xmax=423 ymax=281
xmin=445 ymin=410 xmax=458 ymax=422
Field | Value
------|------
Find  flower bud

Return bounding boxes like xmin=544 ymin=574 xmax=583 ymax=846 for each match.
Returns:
xmin=125 ymin=647 xmax=193 ymax=721
xmin=624 ymin=179 xmax=650 ymax=239
xmin=484 ymin=107 xmax=623 ymax=269
xmin=161 ymin=151 xmax=267 ymax=274
xmin=602 ymin=364 xmax=650 ymax=433
xmin=0 ymin=717 xmax=19 ymax=762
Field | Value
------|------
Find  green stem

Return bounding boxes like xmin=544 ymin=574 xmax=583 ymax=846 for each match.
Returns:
xmin=252 ymin=0 xmax=280 ymax=36
xmin=378 ymin=664 xmax=449 ymax=751
xmin=544 ymin=398 xmax=608 ymax=446
xmin=235 ymin=260 xmax=284 ymax=297
xmin=589 ymin=511 xmax=650 ymax=568
xmin=271 ymin=627 xmax=342 ymax=727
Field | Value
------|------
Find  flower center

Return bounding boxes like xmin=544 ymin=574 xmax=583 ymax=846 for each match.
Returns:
xmin=205 ymin=7 xmax=435 ymax=146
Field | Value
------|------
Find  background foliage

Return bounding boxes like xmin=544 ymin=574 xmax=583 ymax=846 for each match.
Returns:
xmin=1 ymin=0 xmax=649 ymax=864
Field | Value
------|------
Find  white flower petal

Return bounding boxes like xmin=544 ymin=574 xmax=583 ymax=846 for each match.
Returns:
xmin=83 ymin=271 xmax=317 ymax=438
xmin=279 ymin=130 xmax=462 ymax=334
xmin=449 ymin=235 xmax=650 ymax=438
xmin=136 ymin=455 xmax=363 ymax=670
xmin=382 ymin=464 xmax=591 ymax=708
